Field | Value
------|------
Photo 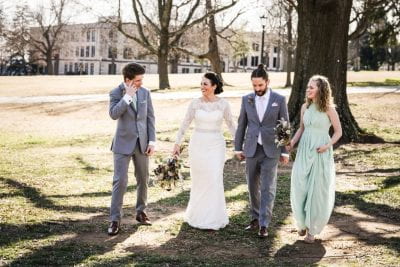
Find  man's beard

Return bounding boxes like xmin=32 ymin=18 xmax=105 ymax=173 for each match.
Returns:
xmin=255 ymin=89 xmax=267 ymax=96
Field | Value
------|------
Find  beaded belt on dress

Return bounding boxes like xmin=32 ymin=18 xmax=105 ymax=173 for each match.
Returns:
xmin=194 ymin=128 xmax=220 ymax=133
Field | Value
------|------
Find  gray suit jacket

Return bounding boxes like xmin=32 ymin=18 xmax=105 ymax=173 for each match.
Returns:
xmin=109 ymin=83 xmax=156 ymax=155
xmin=234 ymin=90 xmax=289 ymax=158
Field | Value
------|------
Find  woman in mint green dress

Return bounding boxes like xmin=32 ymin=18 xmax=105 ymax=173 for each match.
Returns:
xmin=287 ymin=75 xmax=342 ymax=243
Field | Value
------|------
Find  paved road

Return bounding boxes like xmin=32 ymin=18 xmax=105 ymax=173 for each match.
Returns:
xmin=0 ymin=86 xmax=398 ymax=104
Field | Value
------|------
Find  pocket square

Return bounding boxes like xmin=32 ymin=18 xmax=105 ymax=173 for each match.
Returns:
xmin=272 ymin=102 xmax=279 ymax=107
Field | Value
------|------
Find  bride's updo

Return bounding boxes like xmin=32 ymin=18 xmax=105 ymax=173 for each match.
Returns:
xmin=204 ymin=72 xmax=224 ymax=94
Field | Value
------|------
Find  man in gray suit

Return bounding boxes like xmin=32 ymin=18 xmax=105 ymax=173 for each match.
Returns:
xmin=234 ymin=64 xmax=289 ymax=238
xmin=108 ymin=63 xmax=156 ymax=235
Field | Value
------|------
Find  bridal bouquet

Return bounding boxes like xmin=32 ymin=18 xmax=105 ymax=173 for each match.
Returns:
xmin=153 ymin=156 xmax=183 ymax=191
xmin=274 ymin=118 xmax=291 ymax=147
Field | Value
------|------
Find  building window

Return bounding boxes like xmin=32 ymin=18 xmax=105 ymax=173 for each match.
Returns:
xmin=74 ymin=63 xmax=78 ymax=72
xmin=182 ymin=67 xmax=190 ymax=73
xmin=92 ymin=30 xmax=96 ymax=42
xmin=109 ymin=31 xmax=114 ymax=41
xmin=123 ymin=47 xmax=133 ymax=59
xmin=80 ymin=47 xmax=84 ymax=57
xmin=85 ymin=63 xmax=89 ymax=73
xmin=90 ymin=63 xmax=94 ymax=75
xmin=274 ymin=47 xmax=278 ymax=53
xmin=76 ymin=47 xmax=79 ymax=57
xmin=91 ymin=46 xmax=95 ymax=57
xmin=239 ymin=57 xmax=248 ymax=66
xmin=64 ymin=64 xmax=68 ymax=73
xmin=273 ymin=57 xmax=277 ymax=68
xmin=87 ymin=31 xmax=91 ymax=42
xmin=251 ymin=56 xmax=259 ymax=66
xmin=186 ymin=56 xmax=190 ymax=63
xmin=252 ymin=43 xmax=259 ymax=52
xmin=108 ymin=47 xmax=117 ymax=59
xmin=194 ymin=68 xmax=202 ymax=73
xmin=86 ymin=46 xmax=90 ymax=57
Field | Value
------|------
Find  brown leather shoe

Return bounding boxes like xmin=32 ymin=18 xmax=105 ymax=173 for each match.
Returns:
xmin=136 ymin=211 xmax=152 ymax=225
xmin=108 ymin=221 xmax=120 ymax=235
xmin=258 ymin=226 xmax=268 ymax=238
xmin=245 ymin=219 xmax=259 ymax=231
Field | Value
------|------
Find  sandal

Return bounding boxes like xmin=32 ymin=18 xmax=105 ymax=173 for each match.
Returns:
xmin=304 ymin=233 xmax=315 ymax=243
xmin=298 ymin=229 xmax=306 ymax=236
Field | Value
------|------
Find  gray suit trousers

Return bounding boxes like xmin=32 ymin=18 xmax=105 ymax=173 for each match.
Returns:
xmin=110 ymin=142 xmax=149 ymax=222
xmin=246 ymin=144 xmax=278 ymax=227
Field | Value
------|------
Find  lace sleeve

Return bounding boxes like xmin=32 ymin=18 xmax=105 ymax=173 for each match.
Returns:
xmin=175 ymin=99 xmax=196 ymax=145
xmin=223 ymin=99 xmax=237 ymax=137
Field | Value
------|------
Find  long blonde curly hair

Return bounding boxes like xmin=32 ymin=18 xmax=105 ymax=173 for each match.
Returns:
xmin=305 ymin=75 xmax=334 ymax=112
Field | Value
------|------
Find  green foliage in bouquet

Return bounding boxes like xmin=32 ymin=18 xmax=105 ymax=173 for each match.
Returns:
xmin=153 ymin=158 xmax=182 ymax=191
xmin=153 ymin=146 xmax=185 ymax=191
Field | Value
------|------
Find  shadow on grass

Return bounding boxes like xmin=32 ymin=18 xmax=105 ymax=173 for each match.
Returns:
xmin=0 ymin=158 xmax=295 ymax=266
xmin=80 ymin=159 xmax=298 ymax=266
xmin=335 ymin=175 xmax=400 ymax=223
xmin=334 ymin=174 xmax=400 ymax=254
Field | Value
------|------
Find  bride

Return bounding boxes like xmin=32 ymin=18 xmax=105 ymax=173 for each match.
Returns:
xmin=172 ymin=72 xmax=236 ymax=230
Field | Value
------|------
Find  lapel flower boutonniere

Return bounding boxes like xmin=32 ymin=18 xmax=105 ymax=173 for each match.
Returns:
xmin=248 ymin=96 xmax=255 ymax=106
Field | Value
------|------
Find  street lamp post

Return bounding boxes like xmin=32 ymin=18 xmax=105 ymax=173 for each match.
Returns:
xmin=260 ymin=15 xmax=267 ymax=65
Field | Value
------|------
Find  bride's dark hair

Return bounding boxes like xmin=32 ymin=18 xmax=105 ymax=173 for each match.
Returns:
xmin=251 ymin=64 xmax=269 ymax=80
xmin=204 ymin=72 xmax=224 ymax=94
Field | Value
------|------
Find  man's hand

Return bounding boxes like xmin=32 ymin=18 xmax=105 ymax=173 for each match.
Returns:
xmin=280 ymin=156 xmax=289 ymax=165
xmin=125 ymin=80 xmax=138 ymax=96
xmin=145 ymin=145 xmax=155 ymax=156
xmin=235 ymin=152 xmax=245 ymax=161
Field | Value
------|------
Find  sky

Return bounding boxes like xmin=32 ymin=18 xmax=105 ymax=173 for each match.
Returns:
xmin=2 ymin=0 xmax=268 ymax=32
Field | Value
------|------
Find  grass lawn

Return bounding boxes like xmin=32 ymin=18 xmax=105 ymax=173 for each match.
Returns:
xmin=0 ymin=71 xmax=399 ymax=97
xmin=0 ymin=92 xmax=399 ymax=266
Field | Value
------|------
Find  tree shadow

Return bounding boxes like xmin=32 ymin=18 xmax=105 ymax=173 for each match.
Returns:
xmin=274 ymin=240 xmax=326 ymax=265
xmin=334 ymin=175 xmax=400 ymax=253
xmin=81 ymin=159 xmax=295 ymax=265
xmin=336 ymin=175 xmax=400 ymax=223
xmin=330 ymin=211 xmax=400 ymax=253
xmin=1 ymin=179 xmax=191 ymax=266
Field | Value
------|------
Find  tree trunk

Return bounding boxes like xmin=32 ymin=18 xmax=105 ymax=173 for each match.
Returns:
xmin=170 ymin=53 xmax=179 ymax=74
xmin=46 ymin=53 xmax=54 ymax=75
xmin=285 ymin=5 xmax=293 ymax=87
xmin=204 ymin=0 xmax=224 ymax=81
xmin=288 ymin=0 xmax=362 ymax=142
xmin=158 ymin=32 xmax=170 ymax=89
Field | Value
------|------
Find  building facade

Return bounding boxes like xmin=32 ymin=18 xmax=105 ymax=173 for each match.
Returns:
xmin=29 ymin=21 xmax=287 ymax=75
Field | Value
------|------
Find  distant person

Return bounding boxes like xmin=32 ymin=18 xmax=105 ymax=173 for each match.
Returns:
xmin=107 ymin=63 xmax=156 ymax=235
xmin=287 ymin=75 xmax=342 ymax=243
xmin=172 ymin=72 xmax=236 ymax=230
xmin=234 ymin=64 xmax=289 ymax=238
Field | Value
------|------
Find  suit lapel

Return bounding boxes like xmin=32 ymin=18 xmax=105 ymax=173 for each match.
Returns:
xmin=247 ymin=93 xmax=258 ymax=120
xmin=135 ymin=88 xmax=142 ymax=114
xmin=262 ymin=90 xmax=276 ymax=122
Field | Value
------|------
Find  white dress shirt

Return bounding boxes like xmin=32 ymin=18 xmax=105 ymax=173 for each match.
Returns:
xmin=255 ymin=89 xmax=271 ymax=145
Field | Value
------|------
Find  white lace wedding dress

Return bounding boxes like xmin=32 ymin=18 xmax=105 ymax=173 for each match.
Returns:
xmin=175 ymin=97 xmax=236 ymax=230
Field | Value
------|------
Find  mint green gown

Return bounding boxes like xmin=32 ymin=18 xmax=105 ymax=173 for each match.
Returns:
xmin=290 ymin=103 xmax=336 ymax=235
